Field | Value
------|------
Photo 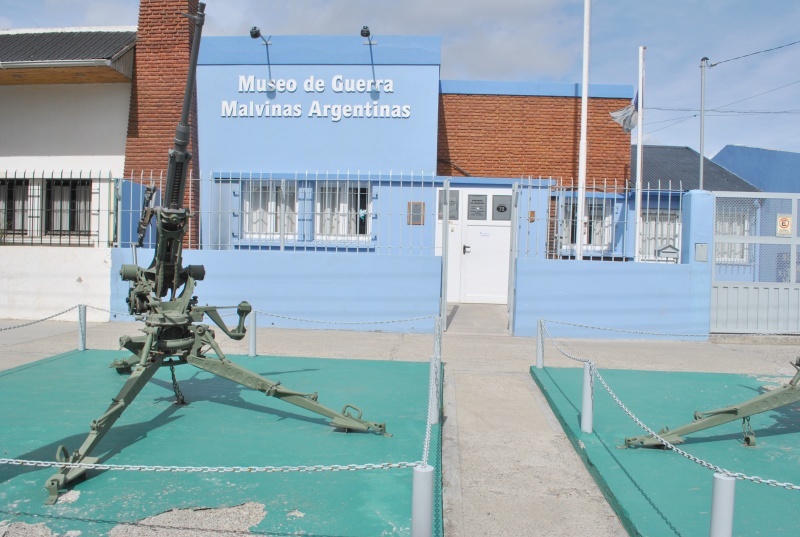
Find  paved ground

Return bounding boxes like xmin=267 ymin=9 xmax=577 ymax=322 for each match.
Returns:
xmin=2 ymin=304 xmax=799 ymax=536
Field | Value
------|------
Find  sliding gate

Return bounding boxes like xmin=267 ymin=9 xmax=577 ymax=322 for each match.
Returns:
xmin=712 ymin=192 xmax=800 ymax=333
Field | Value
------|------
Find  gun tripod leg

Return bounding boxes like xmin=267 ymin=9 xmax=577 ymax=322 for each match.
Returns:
xmin=186 ymin=327 xmax=388 ymax=435
xmin=44 ymin=353 xmax=164 ymax=504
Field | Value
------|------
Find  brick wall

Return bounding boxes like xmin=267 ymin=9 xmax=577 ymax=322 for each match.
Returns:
xmin=437 ymin=94 xmax=631 ymax=185
xmin=125 ymin=0 xmax=200 ymax=243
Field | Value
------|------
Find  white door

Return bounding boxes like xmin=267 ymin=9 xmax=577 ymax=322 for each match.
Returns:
xmin=437 ymin=187 xmax=512 ymax=304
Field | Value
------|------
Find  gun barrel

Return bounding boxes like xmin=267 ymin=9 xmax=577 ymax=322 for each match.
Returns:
xmin=164 ymin=1 xmax=205 ymax=209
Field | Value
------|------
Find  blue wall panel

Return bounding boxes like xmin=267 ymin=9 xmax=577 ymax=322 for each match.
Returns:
xmin=513 ymin=260 xmax=711 ymax=339
xmin=110 ymin=249 xmax=441 ymax=333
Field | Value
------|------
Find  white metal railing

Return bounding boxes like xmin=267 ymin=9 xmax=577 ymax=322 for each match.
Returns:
xmin=518 ymin=176 xmax=684 ymax=262
xmin=1 ymin=169 xmax=443 ymax=255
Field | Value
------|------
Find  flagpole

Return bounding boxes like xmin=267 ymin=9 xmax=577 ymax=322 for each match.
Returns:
xmin=634 ymin=46 xmax=645 ymax=262
xmin=576 ymin=0 xmax=591 ymax=261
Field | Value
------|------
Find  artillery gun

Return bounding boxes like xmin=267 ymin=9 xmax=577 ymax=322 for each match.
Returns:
xmin=44 ymin=2 xmax=386 ymax=505
xmin=625 ymin=359 xmax=800 ymax=449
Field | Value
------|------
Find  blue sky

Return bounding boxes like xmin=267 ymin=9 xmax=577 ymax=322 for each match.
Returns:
xmin=2 ymin=0 xmax=798 ymax=157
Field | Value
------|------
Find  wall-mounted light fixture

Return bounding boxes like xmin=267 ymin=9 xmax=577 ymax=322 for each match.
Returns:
xmin=250 ymin=26 xmax=271 ymax=45
xmin=249 ymin=25 xmax=274 ymax=89
xmin=361 ymin=25 xmax=377 ymax=45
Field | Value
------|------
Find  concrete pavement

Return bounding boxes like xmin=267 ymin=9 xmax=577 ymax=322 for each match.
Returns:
xmin=2 ymin=305 xmax=799 ymax=536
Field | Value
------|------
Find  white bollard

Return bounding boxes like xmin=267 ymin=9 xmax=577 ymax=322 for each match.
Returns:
xmin=580 ymin=362 xmax=593 ymax=433
xmin=411 ymin=464 xmax=434 ymax=537
xmin=248 ymin=311 xmax=257 ymax=357
xmin=709 ymin=473 xmax=736 ymax=537
xmin=536 ymin=319 xmax=544 ymax=369
xmin=78 ymin=304 xmax=87 ymax=351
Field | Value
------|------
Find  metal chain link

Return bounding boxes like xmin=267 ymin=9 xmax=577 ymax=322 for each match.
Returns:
xmin=85 ymin=305 xmax=135 ymax=317
xmin=422 ymin=352 xmax=440 ymax=466
xmin=0 ymin=458 xmax=423 ymax=473
xmin=0 ymin=306 xmax=78 ymax=332
xmin=254 ymin=309 xmax=436 ymax=326
xmin=543 ymin=318 xmax=707 ymax=338
xmin=540 ymin=320 xmax=800 ymax=490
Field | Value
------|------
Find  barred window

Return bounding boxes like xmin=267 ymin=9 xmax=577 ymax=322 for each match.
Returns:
xmin=715 ymin=208 xmax=752 ymax=264
xmin=315 ymin=182 xmax=370 ymax=239
xmin=242 ymin=181 xmax=297 ymax=238
xmin=0 ymin=179 xmax=28 ymax=235
xmin=640 ymin=209 xmax=681 ymax=262
xmin=562 ymin=197 xmax=614 ymax=252
xmin=45 ymin=179 xmax=91 ymax=235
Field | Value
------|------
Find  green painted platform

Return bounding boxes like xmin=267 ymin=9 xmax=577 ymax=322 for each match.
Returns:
xmin=531 ymin=366 xmax=800 ymax=537
xmin=0 ymin=350 xmax=441 ymax=536
xmin=531 ymin=367 xmax=800 ymax=536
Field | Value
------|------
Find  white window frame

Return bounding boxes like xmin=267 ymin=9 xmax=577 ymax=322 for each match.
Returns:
xmin=241 ymin=180 xmax=297 ymax=240
xmin=315 ymin=181 xmax=371 ymax=241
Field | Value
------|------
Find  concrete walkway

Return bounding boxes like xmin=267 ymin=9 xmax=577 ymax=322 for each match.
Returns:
xmin=2 ymin=306 xmax=799 ymax=536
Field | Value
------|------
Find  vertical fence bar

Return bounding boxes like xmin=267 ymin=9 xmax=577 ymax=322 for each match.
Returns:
xmin=411 ymin=464 xmax=434 ymax=537
xmin=580 ymin=362 xmax=593 ymax=433
xmin=709 ymin=473 xmax=736 ymax=537
xmin=536 ymin=319 xmax=545 ymax=369
xmin=78 ymin=304 xmax=87 ymax=351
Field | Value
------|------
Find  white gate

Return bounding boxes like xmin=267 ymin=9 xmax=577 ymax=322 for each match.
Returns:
xmin=712 ymin=192 xmax=800 ymax=333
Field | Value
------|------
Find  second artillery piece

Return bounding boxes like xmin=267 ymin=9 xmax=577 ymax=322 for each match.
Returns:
xmin=44 ymin=2 xmax=387 ymax=505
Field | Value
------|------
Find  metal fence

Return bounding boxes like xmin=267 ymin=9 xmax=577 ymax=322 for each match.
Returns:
xmin=517 ymin=176 xmax=684 ymax=262
xmin=1 ymin=170 xmax=441 ymax=255
xmin=0 ymin=170 xmax=115 ymax=246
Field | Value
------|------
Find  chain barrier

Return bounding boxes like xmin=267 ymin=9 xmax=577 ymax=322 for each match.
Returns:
xmin=0 ymin=306 xmax=79 ymax=332
xmin=0 ymin=458 xmax=421 ymax=473
xmin=85 ymin=305 xmax=135 ymax=318
xmin=540 ymin=319 xmax=800 ymax=491
xmin=542 ymin=318 xmax=707 ymax=338
xmin=254 ymin=309 xmax=436 ymax=326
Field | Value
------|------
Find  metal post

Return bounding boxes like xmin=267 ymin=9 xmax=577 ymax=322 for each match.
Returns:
xmin=699 ymin=57 xmax=708 ymax=191
xmin=536 ymin=319 xmax=545 ymax=369
xmin=580 ymin=362 xmax=593 ymax=433
xmin=440 ymin=180 xmax=450 ymax=325
xmin=248 ymin=311 xmax=257 ymax=357
xmin=411 ymin=464 xmax=434 ymax=537
xmin=634 ymin=45 xmax=645 ymax=262
xmin=78 ymin=304 xmax=87 ymax=351
xmin=709 ymin=473 xmax=735 ymax=537
xmin=575 ymin=0 xmax=592 ymax=261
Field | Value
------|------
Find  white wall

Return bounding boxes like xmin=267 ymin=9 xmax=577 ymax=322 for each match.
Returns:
xmin=0 ymin=246 xmax=112 ymax=321
xmin=0 ymin=83 xmax=131 ymax=176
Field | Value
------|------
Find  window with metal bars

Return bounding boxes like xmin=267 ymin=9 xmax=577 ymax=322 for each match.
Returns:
xmin=45 ymin=179 xmax=91 ymax=235
xmin=315 ymin=182 xmax=370 ymax=239
xmin=241 ymin=181 xmax=297 ymax=238
xmin=0 ymin=179 xmax=28 ymax=236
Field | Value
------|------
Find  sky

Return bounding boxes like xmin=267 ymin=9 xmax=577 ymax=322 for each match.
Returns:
xmin=2 ymin=0 xmax=798 ymax=158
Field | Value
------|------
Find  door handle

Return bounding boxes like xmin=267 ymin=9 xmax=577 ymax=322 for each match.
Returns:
xmin=463 ymin=245 xmax=471 ymax=254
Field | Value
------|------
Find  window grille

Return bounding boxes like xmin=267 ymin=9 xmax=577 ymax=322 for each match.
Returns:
xmin=315 ymin=182 xmax=370 ymax=240
xmin=0 ymin=179 xmax=28 ymax=236
xmin=241 ymin=181 xmax=296 ymax=238
xmin=714 ymin=205 xmax=752 ymax=264
xmin=562 ymin=197 xmax=614 ymax=254
xmin=45 ymin=179 xmax=91 ymax=235
xmin=640 ymin=209 xmax=681 ymax=262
